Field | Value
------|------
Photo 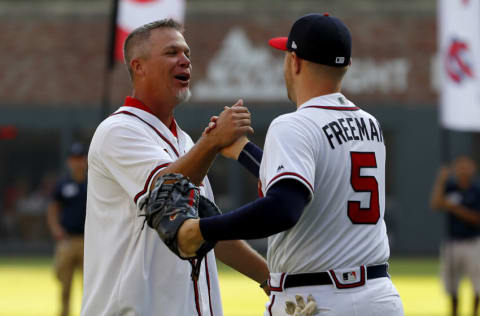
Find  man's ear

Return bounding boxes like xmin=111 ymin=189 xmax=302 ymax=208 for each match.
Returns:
xmin=291 ymin=52 xmax=302 ymax=75
xmin=131 ymin=58 xmax=146 ymax=78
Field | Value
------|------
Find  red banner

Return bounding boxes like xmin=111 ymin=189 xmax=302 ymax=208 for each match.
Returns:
xmin=113 ymin=0 xmax=185 ymax=62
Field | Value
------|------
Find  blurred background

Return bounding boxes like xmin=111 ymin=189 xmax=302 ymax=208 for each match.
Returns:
xmin=0 ymin=0 xmax=479 ymax=315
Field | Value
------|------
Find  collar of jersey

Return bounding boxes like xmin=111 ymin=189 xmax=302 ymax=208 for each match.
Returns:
xmin=124 ymin=96 xmax=155 ymax=115
xmin=297 ymin=92 xmax=355 ymax=111
xmin=117 ymin=97 xmax=181 ymax=142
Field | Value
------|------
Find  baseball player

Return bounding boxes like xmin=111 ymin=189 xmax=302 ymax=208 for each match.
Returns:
xmin=47 ymin=142 xmax=87 ymax=316
xmin=178 ymin=13 xmax=404 ymax=315
xmin=430 ymin=156 xmax=480 ymax=316
xmin=81 ymin=19 xmax=268 ymax=316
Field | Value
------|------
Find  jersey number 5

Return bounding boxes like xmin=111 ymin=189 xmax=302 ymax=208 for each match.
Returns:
xmin=348 ymin=152 xmax=380 ymax=224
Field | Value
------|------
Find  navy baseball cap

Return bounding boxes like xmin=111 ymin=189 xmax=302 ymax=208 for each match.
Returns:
xmin=269 ymin=13 xmax=351 ymax=67
xmin=69 ymin=142 xmax=87 ymax=157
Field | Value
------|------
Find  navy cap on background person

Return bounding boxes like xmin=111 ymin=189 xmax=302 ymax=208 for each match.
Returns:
xmin=69 ymin=142 xmax=87 ymax=157
xmin=269 ymin=13 xmax=351 ymax=67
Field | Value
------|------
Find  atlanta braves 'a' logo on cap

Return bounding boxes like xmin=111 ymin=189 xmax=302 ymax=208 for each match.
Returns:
xmin=445 ymin=38 xmax=474 ymax=84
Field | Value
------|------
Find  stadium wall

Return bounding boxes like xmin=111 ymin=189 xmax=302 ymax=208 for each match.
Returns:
xmin=1 ymin=0 xmax=478 ymax=255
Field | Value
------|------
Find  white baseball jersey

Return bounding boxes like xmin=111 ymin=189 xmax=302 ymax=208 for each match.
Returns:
xmin=82 ymin=97 xmax=222 ymax=316
xmin=259 ymin=92 xmax=390 ymax=274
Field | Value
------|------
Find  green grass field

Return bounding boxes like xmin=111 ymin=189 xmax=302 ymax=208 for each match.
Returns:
xmin=0 ymin=257 xmax=477 ymax=316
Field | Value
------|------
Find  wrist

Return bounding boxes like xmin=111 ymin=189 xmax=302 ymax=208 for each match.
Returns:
xmin=178 ymin=218 xmax=204 ymax=257
xmin=234 ymin=138 xmax=250 ymax=160
xmin=259 ymin=279 xmax=269 ymax=288
xmin=192 ymin=218 xmax=204 ymax=243
xmin=199 ymin=134 xmax=222 ymax=153
xmin=186 ymin=219 xmax=204 ymax=247
xmin=259 ymin=278 xmax=271 ymax=296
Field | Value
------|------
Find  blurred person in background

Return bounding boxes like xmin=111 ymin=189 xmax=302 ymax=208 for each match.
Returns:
xmin=47 ymin=142 xmax=87 ymax=316
xmin=431 ymin=155 xmax=480 ymax=316
xmin=0 ymin=177 xmax=28 ymax=240
xmin=17 ymin=173 xmax=54 ymax=241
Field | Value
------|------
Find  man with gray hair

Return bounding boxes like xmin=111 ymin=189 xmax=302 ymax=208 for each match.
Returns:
xmin=81 ymin=19 xmax=269 ymax=316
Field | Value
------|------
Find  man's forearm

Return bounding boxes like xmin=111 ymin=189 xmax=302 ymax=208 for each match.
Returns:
xmin=46 ymin=202 xmax=65 ymax=240
xmin=156 ymin=135 xmax=219 ymax=186
xmin=200 ymin=180 xmax=308 ymax=241
xmin=448 ymin=204 xmax=480 ymax=226
xmin=430 ymin=167 xmax=449 ymax=210
xmin=215 ymin=240 xmax=269 ymax=284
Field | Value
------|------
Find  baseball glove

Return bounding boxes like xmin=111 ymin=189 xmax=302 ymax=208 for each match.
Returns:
xmin=143 ymin=173 xmax=221 ymax=278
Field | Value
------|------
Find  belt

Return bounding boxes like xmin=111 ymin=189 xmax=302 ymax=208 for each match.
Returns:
xmin=283 ymin=264 xmax=389 ymax=289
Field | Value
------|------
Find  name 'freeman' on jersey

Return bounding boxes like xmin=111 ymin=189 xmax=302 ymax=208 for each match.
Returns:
xmin=322 ymin=117 xmax=384 ymax=150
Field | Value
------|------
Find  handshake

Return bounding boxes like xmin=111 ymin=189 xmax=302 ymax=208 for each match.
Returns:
xmin=201 ymin=99 xmax=252 ymax=160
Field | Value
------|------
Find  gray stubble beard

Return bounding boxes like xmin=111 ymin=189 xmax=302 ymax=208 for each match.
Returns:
xmin=176 ymin=88 xmax=191 ymax=104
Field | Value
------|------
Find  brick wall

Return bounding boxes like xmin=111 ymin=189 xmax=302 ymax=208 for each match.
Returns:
xmin=0 ymin=1 xmax=438 ymax=107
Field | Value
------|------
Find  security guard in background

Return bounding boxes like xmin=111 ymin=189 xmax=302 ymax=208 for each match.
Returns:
xmin=47 ymin=142 xmax=87 ymax=316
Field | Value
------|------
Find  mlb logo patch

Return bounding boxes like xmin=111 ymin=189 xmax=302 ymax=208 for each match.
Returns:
xmin=342 ymin=271 xmax=357 ymax=282
xmin=328 ymin=266 xmax=366 ymax=289
xmin=335 ymin=57 xmax=345 ymax=64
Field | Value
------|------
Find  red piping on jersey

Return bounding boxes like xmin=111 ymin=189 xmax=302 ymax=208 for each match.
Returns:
xmin=268 ymin=273 xmax=286 ymax=292
xmin=133 ymin=163 xmax=170 ymax=204
xmin=268 ymin=295 xmax=276 ymax=316
xmin=112 ymin=111 xmax=180 ymax=157
xmin=257 ymin=180 xmax=264 ymax=198
xmin=303 ymin=105 xmax=360 ymax=111
xmin=205 ymin=256 xmax=214 ymax=316
xmin=267 ymin=172 xmax=314 ymax=193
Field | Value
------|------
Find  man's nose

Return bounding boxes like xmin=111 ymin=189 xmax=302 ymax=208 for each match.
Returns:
xmin=179 ymin=54 xmax=191 ymax=67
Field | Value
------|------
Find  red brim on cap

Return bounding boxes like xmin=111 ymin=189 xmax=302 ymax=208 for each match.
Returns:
xmin=268 ymin=37 xmax=288 ymax=50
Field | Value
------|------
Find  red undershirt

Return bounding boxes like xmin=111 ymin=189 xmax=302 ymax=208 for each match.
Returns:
xmin=123 ymin=96 xmax=178 ymax=138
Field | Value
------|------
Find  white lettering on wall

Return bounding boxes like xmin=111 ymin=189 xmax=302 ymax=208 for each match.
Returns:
xmin=193 ymin=28 xmax=286 ymax=101
xmin=193 ymin=28 xmax=412 ymax=101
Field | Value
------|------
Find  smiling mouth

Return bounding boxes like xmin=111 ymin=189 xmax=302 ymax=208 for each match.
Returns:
xmin=174 ymin=74 xmax=190 ymax=82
